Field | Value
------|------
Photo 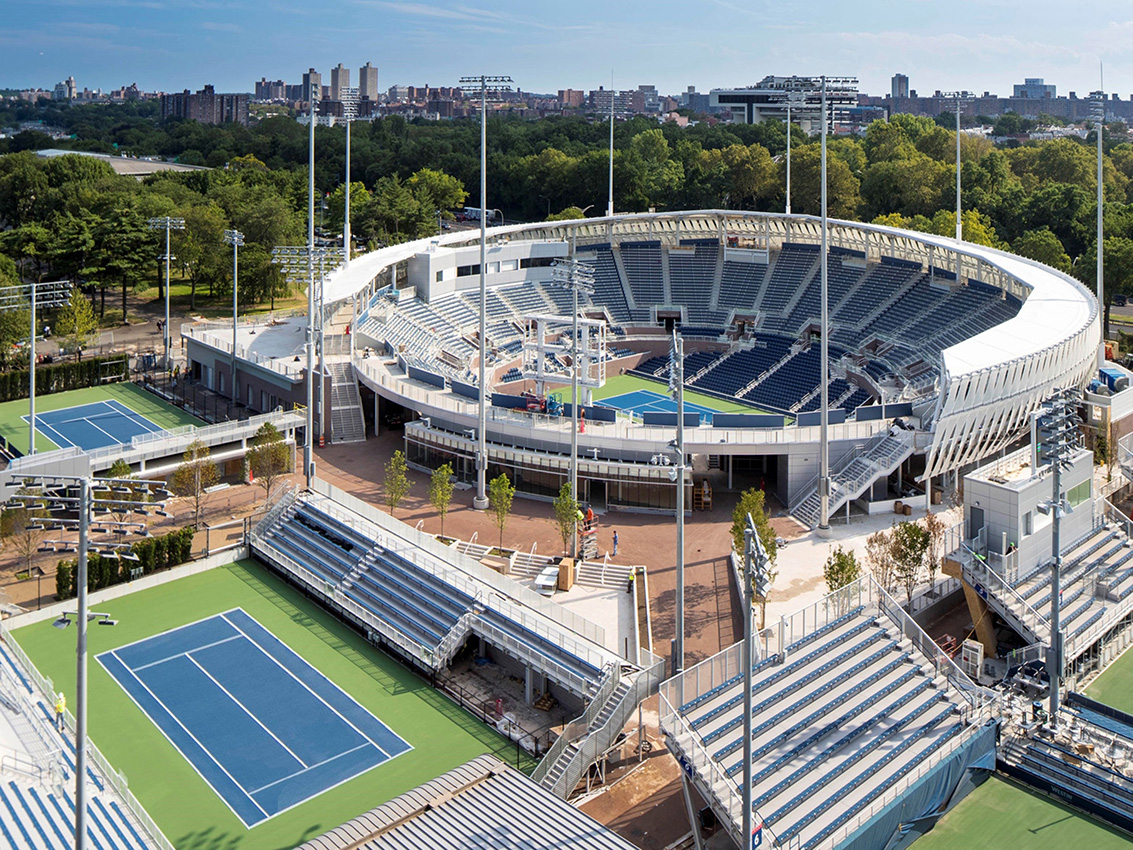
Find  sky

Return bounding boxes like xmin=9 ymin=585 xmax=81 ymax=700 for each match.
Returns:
xmin=1 ymin=0 xmax=1131 ymax=100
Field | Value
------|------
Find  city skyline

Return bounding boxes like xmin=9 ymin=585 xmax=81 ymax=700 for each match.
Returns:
xmin=0 ymin=0 xmax=1129 ymax=100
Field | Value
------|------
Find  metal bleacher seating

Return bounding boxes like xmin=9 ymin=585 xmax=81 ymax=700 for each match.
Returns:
xmin=254 ymin=495 xmax=607 ymax=697
xmin=578 ymin=246 xmax=631 ymax=324
xmin=620 ymin=242 xmax=665 ymax=322
xmin=670 ymin=244 xmax=718 ymax=323
xmin=759 ymin=243 xmax=819 ymax=319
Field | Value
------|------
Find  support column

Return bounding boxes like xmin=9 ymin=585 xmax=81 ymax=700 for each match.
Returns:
xmin=525 ymin=666 xmax=533 ymax=705
xmin=679 ymin=773 xmax=705 ymax=850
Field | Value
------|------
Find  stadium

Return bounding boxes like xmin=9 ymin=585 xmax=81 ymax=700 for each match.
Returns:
xmin=5 ymin=206 xmax=1133 ymax=850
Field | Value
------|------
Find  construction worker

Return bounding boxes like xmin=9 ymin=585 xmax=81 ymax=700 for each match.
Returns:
xmin=54 ymin=691 xmax=66 ymax=731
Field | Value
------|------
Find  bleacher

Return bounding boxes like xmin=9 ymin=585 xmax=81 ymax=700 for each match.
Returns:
xmin=670 ymin=244 xmax=718 ymax=323
xmin=0 ymin=777 xmax=151 ymax=850
xmin=619 ymin=242 xmax=665 ymax=322
xmin=252 ymin=492 xmax=615 ymax=699
xmin=690 ymin=339 xmax=794 ymax=399
xmin=578 ymin=246 xmax=631 ymax=324
xmin=759 ymin=244 xmax=819 ymax=318
xmin=662 ymin=583 xmax=993 ymax=850
xmin=718 ymin=260 xmax=767 ymax=312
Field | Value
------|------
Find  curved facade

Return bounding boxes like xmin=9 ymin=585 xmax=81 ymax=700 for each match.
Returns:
xmin=321 ymin=210 xmax=1098 ymax=497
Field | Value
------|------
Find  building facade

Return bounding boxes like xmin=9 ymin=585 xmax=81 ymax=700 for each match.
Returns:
xmin=359 ymin=62 xmax=379 ymax=101
xmin=161 ymin=85 xmax=250 ymax=126
xmin=301 ymin=68 xmax=322 ymax=102
xmin=330 ymin=64 xmax=349 ymax=102
xmin=891 ymin=73 xmax=909 ymax=100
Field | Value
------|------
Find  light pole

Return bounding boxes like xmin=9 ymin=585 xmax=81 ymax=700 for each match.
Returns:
xmin=0 ymin=280 xmax=70 ymax=455
xmin=1092 ymin=87 xmax=1105 ymax=366
xmin=146 ymin=216 xmax=185 ymax=369
xmin=607 ymin=74 xmax=616 ymax=218
xmin=12 ymin=474 xmax=169 ymax=850
xmin=272 ymin=246 xmax=344 ymax=482
xmin=459 ymin=73 xmax=513 ymax=511
xmin=552 ymin=258 xmax=595 ymax=558
xmin=742 ymin=512 xmax=772 ymax=850
xmin=669 ymin=330 xmax=686 ymax=673
xmin=813 ymin=75 xmax=857 ymax=535
xmin=941 ymin=91 xmax=972 ymax=241
xmin=1036 ymin=388 xmax=1081 ymax=729
xmin=340 ymin=87 xmax=359 ymax=268
xmin=784 ymin=90 xmax=805 ymax=215
xmin=223 ymin=229 xmax=244 ymax=402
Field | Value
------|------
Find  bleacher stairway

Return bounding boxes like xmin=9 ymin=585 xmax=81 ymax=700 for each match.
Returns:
xmin=328 ymin=361 xmax=366 ymax=443
xmin=791 ymin=430 xmax=916 ymax=528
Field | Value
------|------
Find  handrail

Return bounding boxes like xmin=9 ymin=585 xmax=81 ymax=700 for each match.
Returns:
xmin=962 ymin=546 xmax=1051 ymax=642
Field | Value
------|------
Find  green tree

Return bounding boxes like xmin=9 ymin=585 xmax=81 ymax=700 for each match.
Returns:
xmin=823 ymin=545 xmax=862 ymax=613
xmin=891 ymin=520 xmax=929 ymax=602
xmin=922 ymin=512 xmax=948 ymax=590
xmin=489 ymin=473 xmax=515 ymax=552
xmin=552 ymin=481 xmax=580 ymax=554
xmin=407 ymin=167 xmax=468 ymax=215
xmin=383 ymin=449 xmax=411 ymax=517
xmin=428 ymin=462 xmax=455 ymax=537
xmin=865 ymin=529 xmax=895 ymax=593
xmin=1012 ymin=228 xmax=1072 ymax=273
xmin=1 ymin=491 xmax=47 ymax=581
xmin=729 ymin=487 xmax=778 ymax=562
xmin=247 ymin=421 xmax=290 ymax=502
xmin=170 ymin=439 xmax=219 ymax=529
xmin=175 ymin=203 xmax=229 ymax=309
xmin=55 ymin=292 xmax=98 ymax=356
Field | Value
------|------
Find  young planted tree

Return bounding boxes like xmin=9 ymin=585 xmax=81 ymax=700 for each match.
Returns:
xmin=731 ymin=488 xmax=779 ymax=628
xmin=247 ymin=421 xmax=290 ymax=502
xmin=55 ymin=292 xmax=98 ymax=357
xmin=429 ymin=462 xmax=455 ymax=537
xmin=489 ymin=473 xmax=515 ymax=553
xmin=383 ymin=449 xmax=412 ymax=517
xmin=891 ymin=520 xmax=930 ymax=603
xmin=170 ymin=439 xmax=219 ymax=529
xmin=865 ymin=529 xmax=896 ymax=593
xmin=922 ymin=512 xmax=948 ymax=591
xmin=1 ymin=491 xmax=47 ymax=581
xmin=823 ymin=545 xmax=862 ymax=615
xmin=552 ymin=482 xmax=580 ymax=555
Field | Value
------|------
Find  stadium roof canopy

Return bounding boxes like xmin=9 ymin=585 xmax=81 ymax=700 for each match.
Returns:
xmin=297 ymin=754 xmax=639 ymax=850
xmin=35 ymin=148 xmax=210 ymax=178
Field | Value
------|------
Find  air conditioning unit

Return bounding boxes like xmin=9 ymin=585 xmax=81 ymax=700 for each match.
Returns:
xmin=960 ymin=639 xmax=984 ymax=680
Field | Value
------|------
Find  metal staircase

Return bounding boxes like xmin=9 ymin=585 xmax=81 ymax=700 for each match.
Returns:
xmin=328 ymin=361 xmax=366 ymax=443
xmin=790 ymin=429 xmax=916 ymax=528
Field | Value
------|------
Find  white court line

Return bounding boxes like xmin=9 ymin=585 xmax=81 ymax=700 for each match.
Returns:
xmin=103 ymin=650 xmax=269 ymax=824
xmin=220 ymin=612 xmax=395 ymax=759
xmin=248 ymin=743 xmax=370 ymax=795
xmin=102 ymin=610 xmax=243 ymax=655
xmin=184 ymin=653 xmax=308 ymax=770
xmin=132 ymin=635 xmax=242 ymax=671
xmin=106 ymin=399 xmax=163 ymax=433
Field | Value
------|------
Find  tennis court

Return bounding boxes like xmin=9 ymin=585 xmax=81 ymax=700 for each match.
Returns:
xmin=597 ymin=388 xmax=721 ymax=423
xmin=98 ymin=608 xmax=411 ymax=828
xmin=25 ymin=399 xmax=164 ymax=451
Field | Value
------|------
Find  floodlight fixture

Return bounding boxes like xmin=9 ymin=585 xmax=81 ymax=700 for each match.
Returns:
xmin=459 ymin=72 xmax=514 ymax=511
xmin=1092 ymin=86 xmax=1105 ymax=366
xmin=53 ymin=616 xmax=72 ymax=630
xmin=147 ymin=216 xmax=186 ymax=369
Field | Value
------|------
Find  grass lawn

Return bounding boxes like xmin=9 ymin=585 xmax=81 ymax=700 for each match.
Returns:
xmin=913 ymin=775 xmax=1131 ymax=850
xmin=0 ymin=382 xmax=204 ymax=454
xmin=12 ymin=559 xmax=535 ymax=850
xmin=1085 ymin=645 xmax=1133 ymax=714
xmin=549 ymin=372 xmax=767 ymax=415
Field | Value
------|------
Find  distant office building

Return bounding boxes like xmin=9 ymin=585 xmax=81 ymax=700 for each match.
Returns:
xmin=301 ymin=68 xmax=321 ymax=102
xmin=558 ymin=89 xmax=585 ymax=108
xmin=711 ymin=76 xmax=856 ymax=128
xmin=589 ymin=87 xmax=644 ymax=114
xmin=52 ymin=76 xmax=76 ymax=101
xmin=330 ymin=64 xmax=349 ymax=101
xmin=161 ymin=85 xmax=249 ymax=126
xmin=255 ymin=78 xmax=286 ymax=100
xmin=892 ymin=73 xmax=909 ymax=100
xmin=680 ymin=86 xmax=712 ymax=114
xmin=387 ymin=85 xmax=410 ymax=102
xmin=1014 ymin=78 xmax=1056 ymax=99
xmin=359 ymin=62 xmax=379 ymax=101
xmin=639 ymin=84 xmax=660 ymax=112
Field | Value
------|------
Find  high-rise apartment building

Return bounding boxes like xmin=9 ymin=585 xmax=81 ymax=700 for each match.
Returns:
xmin=255 ymin=78 xmax=286 ymax=100
xmin=330 ymin=64 xmax=349 ymax=101
xmin=558 ymin=89 xmax=585 ymax=108
xmin=359 ymin=62 xmax=379 ymax=101
xmin=1013 ymin=77 xmax=1056 ymax=99
xmin=301 ymin=68 xmax=322 ymax=102
xmin=53 ymin=76 xmax=76 ymax=101
xmin=892 ymin=73 xmax=909 ymax=99
xmin=161 ymin=85 xmax=249 ymax=126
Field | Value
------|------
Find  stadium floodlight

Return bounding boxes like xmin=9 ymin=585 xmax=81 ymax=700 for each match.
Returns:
xmin=223 ymin=229 xmax=245 ymax=403
xmin=1092 ymin=82 xmax=1105 ymax=367
xmin=272 ymin=245 xmax=345 ymax=478
xmin=813 ymin=75 xmax=857 ymax=534
xmin=608 ymin=71 xmax=616 ymax=218
xmin=742 ymin=513 xmax=772 ymax=850
xmin=146 ymin=216 xmax=186 ymax=369
xmin=0 ymin=279 xmax=70 ymax=456
xmin=1034 ymin=387 xmax=1082 ymax=729
xmin=7 ymin=474 xmax=166 ymax=850
xmin=551 ymin=258 xmax=595 ymax=558
xmin=459 ymin=73 xmax=513 ymax=511
xmin=784 ymin=90 xmax=806 ymax=215
xmin=941 ymin=92 xmax=973 ymax=241
xmin=339 ymin=87 xmax=360 ymax=269
xmin=667 ymin=329 xmax=687 ymax=674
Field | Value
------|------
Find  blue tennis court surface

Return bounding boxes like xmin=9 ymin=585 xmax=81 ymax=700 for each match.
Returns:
xmin=24 ymin=400 xmax=164 ymax=450
xmin=97 ymin=609 xmax=411 ymax=828
xmin=596 ymin=389 xmax=719 ymax=423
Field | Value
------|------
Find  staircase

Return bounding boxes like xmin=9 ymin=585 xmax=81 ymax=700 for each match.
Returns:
xmin=328 ymin=361 xmax=366 ymax=443
xmin=790 ymin=429 xmax=916 ymax=528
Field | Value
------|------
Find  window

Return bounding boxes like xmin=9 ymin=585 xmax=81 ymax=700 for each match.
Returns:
xmin=435 ymin=271 xmax=443 ymax=283
xmin=501 ymin=259 xmax=519 ymax=272
xmin=1023 ymin=511 xmax=1033 ymax=536
xmin=456 ymin=264 xmax=481 ymax=277
xmin=520 ymin=257 xmax=554 ymax=269
xmin=1067 ymin=480 xmax=1091 ymax=508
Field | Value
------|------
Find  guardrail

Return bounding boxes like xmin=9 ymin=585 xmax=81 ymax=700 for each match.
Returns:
xmin=962 ymin=548 xmax=1051 ymax=645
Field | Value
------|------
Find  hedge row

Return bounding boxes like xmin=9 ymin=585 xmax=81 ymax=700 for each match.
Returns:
xmin=55 ymin=525 xmax=194 ymax=601
xmin=0 ymin=355 xmax=127 ymax=404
